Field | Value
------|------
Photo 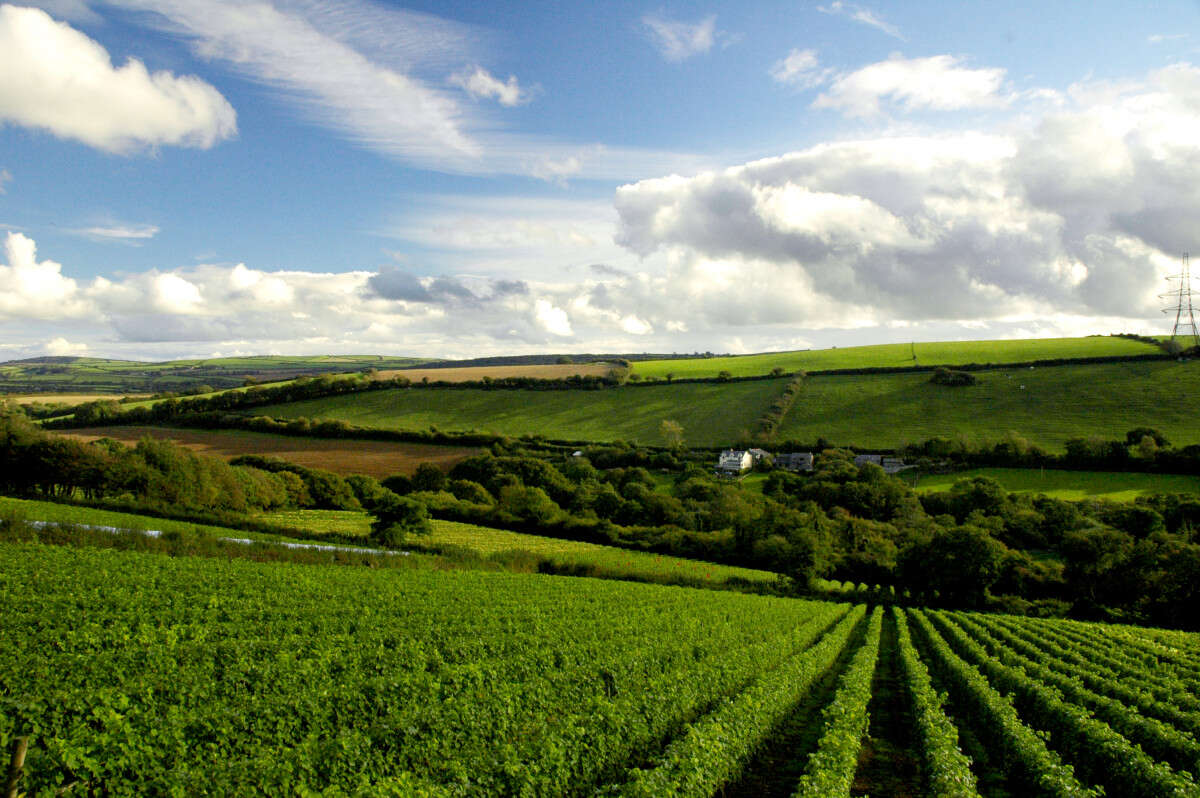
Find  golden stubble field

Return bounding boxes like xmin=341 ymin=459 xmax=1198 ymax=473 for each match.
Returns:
xmin=375 ymin=363 xmax=614 ymax=382
xmin=55 ymin=426 xmax=480 ymax=477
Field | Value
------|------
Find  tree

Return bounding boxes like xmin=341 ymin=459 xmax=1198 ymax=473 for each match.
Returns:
xmin=660 ymin=419 xmax=685 ymax=449
xmin=368 ymin=493 xmax=430 ymax=548
xmin=411 ymin=462 xmax=447 ymax=492
xmin=717 ymin=370 xmax=733 ymax=381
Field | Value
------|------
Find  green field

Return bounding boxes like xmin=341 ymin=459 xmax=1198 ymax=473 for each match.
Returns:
xmin=0 ymin=496 xmax=305 ymax=544
xmin=776 ymin=359 xmax=1200 ymax=450
xmin=0 ymin=354 xmax=430 ymax=394
xmin=254 ymin=379 xmax=789 ymax=446
xmin=5 ymin=544 xmax=1200 ymax=795
xmin=914 ymin=468 xmax=1200 ymax=501
xmin=632 ymin=336 xmax=1161 ymax=379
xmin=257 ymin=509 xmax=777 ymax=585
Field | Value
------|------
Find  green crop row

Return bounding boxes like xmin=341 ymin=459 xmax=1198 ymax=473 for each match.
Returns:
xmin=989 ymin=616 xmax=1200 ymax=712
xmin=974 ymin=615 xmax=1200 ymax=739
xmin=0 ymin=543 xmax=840 ymax=796
xmin=608 ymin=604 xmax=865 ymax=797
xmin=945 ymin=612 xmax=1200 ymax=778
xmin=907 ymin=609 xmax=1097 ymax=797
xmin=792 ymin=606 xmax=883 ymax=797
xmin=892 ymin=608 xmax=980 ymax=797
xmin=927 ymin=612 xmax=1199 ymax=797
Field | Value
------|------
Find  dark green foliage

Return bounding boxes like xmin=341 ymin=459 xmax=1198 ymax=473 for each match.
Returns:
xmin=368 ymin=492 xmax=430 ymax=548
xmin=930 ymin=367 xmax=977 ymax=386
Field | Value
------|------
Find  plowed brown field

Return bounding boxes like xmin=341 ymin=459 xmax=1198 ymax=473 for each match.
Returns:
xmin=55 ymin=426 xmax=480 ymax=477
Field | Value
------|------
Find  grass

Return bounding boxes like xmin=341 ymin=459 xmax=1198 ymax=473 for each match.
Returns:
xmin=55 ymin=426 xmax=481 ymax=478
xmin=0 ymin=354 xmax=432 ymax=394
xmin=775 ymin=359 xmax=1200 ymax=451
xmin=912 ymin=468 xmax=1200 ymax=501
xmin=632 ymin=336 xmax=1161 ymax=379
xmin=376 ymin=363 xmax=616 ymax=381
xmin=252 ymin=509 xmax=778 ymax=584
xmin=253 ymin=379 xmax=790 ymax=447
xmin=0 ymin=496 xmax=309 ymax=545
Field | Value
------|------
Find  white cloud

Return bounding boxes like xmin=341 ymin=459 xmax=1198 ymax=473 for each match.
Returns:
xmin=73 ymin=223 xmax=159 ymax=243
xmin=74 ymin=0 xmax=701 ymax=181
xmin=813 ymin=54 xmax=1009 ymax=117
xmin=613 ymin=63 xmax=1200 ymax=330
xmin=0 ymin=5 xmax=236 ymax=153
xmin=770 ymin=49 xmax=830 ymax=89
xmin=534 ymin=298 xmax=573 ymax=336
xmin=44 ymin=336 xmax=87 ymax=356
xmin=817 ymin=1 xmax=903 ymax=40
xmin=451 ymin=66 xmax=531 ymax=107
xmin=0 ymin=232 xmax=87 ymax=319
xmin=106 ymin=0 xmax=477 ymax=164
xmin=642 ymin=13 xmax=718 ymax=62
xmin=0 ymin=168 xmax=9 ymax=194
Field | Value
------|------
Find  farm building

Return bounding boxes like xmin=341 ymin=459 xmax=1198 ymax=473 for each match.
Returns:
xmin=747 ymin=448 xmax=772 ymax=465
xmin=775 ymin=452 xmax=814 ymax=472
xmin=854 ymin=453 xmax=913 ymax=475
xmin=715 ymin=449 xmax=753 ymax=476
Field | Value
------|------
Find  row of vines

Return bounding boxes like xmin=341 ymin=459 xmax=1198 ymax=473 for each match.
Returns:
xmin=3 ymin=541 xmax=1200 ymax=795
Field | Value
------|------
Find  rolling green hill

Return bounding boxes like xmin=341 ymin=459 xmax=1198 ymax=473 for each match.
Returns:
xmin=632 ymin=336 xmax=1161 ymax=380
xmin=0 ymin=354 xmax=431 ymax=394
xmin=912 ymin=468 xmax=1200 ymax=501
xmin=253 ymin=379 xmax=789 ymax=446
xmin=777 ymin=359 xmax=1200 ymax=450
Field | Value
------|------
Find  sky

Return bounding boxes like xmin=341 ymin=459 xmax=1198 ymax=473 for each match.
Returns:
xmin=2 ymin=1 xmax=1200 ymax=362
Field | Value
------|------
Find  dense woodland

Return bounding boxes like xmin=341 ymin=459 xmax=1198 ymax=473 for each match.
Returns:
xmin=4 ymin=404 xmax=1200 ymax=630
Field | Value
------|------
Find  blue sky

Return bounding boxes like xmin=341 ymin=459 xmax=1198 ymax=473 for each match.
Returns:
xmin=1 ymin=1 xmax=1199 ymax=361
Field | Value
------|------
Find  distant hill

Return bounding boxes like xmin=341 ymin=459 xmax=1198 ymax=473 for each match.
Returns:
xmin=0 ymin=354 xmax=433 ymax=395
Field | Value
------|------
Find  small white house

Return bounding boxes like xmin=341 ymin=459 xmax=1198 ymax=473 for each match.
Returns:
xmin=715 ymin=449 xmax=753 ymax=476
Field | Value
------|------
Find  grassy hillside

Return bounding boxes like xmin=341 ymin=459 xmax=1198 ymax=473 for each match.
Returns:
xmin=632 ymin=336 xmax=1161 ymax=379
xmin=913 ymin=468 xmax=1200 ymax=501
xmin=254 ymin=379 xmax=789 ymax=446
xmin=776 ymin=359 xmax=1200 ymax=451
xmin=256 ymin=509 xmax=777 ymax=584
xmin=0 ymin=354 xmax=431 ymax=394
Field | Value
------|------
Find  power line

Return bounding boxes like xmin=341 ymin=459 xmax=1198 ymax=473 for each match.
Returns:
xmin=1161 ymin=252 xmax=1200 ymax=349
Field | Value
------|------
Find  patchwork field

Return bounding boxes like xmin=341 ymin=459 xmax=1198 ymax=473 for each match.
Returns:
xmin=5 ymin=544 xmax=1200 ymax=796
xmin=632 ymin=336 xmax=1162 ymax=379
xmin=253 ymin=379 xmax=790 ymax=446
xmin=255 ymin=509 xmax=777 ymax=585
xmin=3 ymin=392 xmax=150 ymax=404
xmin=377 ymin=362 xmax=615 ymax=381
xmin=776 ymin=359 xmax=1200 ymax=450
xmin=55 ymin=426 xmax=480 ymax=477
xmin=0 ymin=354 xmax=431 ymax=393
xmin=914 ymin=468 xmax=1200 ymax=501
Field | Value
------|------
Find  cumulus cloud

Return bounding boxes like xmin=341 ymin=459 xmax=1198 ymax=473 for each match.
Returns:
xmin=0 ymin=5 xmax=236 ymax=153
xmin=534 ymin=298 xmax=572 ymax=336
xmin=44 ymin=336 xmax=87 ymax=356
xmin=813 ymin=54 xmax=1009 ymax=117
xmin=0 ymin=232 xmax=88 ymax=319
xmin=642 ymin=13 xmax=719 ymax=62
xmin=770 ymin=49 xmax=830 ymax=89
xmin=451 ymin=66 xmax=531 ymax=106
xmin=817 ymin=1 xmax=903 ymax=40
xmin=614 ymin=63 xmax=1200 ymax=329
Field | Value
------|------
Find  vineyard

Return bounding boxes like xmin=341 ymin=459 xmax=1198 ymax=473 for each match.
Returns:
xmin=2 ymin=543 xmax=1200 ymax=796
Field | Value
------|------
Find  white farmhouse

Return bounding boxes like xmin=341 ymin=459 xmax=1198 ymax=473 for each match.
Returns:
xmin=715 ymin=449 xmax=753 ymax=476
